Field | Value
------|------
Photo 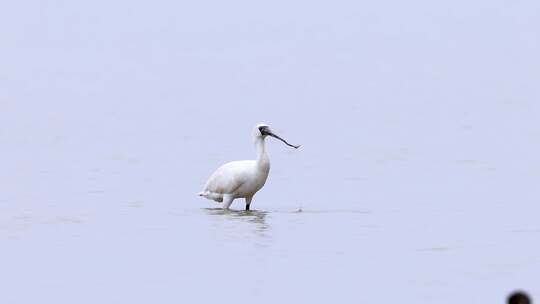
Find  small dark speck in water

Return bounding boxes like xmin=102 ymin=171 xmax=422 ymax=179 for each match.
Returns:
xmin=508 ymin=291 xmax=531 ymax=304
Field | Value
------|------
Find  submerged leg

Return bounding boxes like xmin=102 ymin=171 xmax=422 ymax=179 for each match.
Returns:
xmin=245 ymin=196 xmax=252 ymax=211
xmin=222 ymin=195 xmax=234 ymax=210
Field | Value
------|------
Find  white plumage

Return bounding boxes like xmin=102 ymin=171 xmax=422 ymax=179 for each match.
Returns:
xmin=199 ymin=123 xmax=299 ymax=210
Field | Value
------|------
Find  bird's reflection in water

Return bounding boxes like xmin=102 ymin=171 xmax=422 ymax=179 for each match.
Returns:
xmin=203 ymin=208 xmax=269 ymax=239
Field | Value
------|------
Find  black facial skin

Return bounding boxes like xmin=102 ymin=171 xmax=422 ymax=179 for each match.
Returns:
xmin=258 ymin=126 xmax=300 ymax=149
xmin=258 ymin=126 xmax=270 ymax=135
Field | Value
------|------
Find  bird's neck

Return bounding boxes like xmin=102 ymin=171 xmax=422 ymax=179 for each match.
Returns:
xmin=255 ymin=137 xmax=270 ymax=168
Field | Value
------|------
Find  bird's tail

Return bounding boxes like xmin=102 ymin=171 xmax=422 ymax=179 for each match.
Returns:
xmin=198 ymin=191 xmax=223 ymax=202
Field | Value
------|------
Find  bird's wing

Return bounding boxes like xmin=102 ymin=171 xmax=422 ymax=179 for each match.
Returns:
xmin=202 ymin=160 xmax=253 ymax=194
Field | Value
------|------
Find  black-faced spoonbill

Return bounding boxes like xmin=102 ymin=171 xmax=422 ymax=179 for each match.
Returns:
xmin=199 ymin=123 xmax=300 ymax=210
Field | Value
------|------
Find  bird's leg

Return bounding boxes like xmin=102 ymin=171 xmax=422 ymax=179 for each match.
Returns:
xmin=245 ymin=196 xmax=252 ymax=211
xmin=222 ymin=195 xmax=234 ymax=210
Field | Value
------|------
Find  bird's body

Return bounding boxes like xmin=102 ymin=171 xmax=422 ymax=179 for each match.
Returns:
xmin=199 ymin=159 xmax=269 ymax=203
xmin=199 ymin=123 xmax=299 ymax=210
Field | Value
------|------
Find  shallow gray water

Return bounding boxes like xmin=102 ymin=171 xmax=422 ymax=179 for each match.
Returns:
xmin=1 ymin=0 xmax=540 ymax=303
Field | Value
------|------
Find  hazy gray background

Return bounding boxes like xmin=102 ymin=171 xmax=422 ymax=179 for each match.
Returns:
xmin=1 ymin=0 xmax=539 ymax=303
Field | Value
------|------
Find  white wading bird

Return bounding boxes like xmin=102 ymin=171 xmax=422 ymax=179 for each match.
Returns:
xmin=199 ymin=123 xmax=300 ymax=210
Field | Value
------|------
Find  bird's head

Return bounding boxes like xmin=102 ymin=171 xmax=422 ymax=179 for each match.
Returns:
xmin=254 ymin=123 xmax=300 ymax=149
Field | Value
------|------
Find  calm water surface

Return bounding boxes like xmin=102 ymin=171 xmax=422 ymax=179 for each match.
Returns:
xmin=1 ymin=0 xmax=540 ymax=302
